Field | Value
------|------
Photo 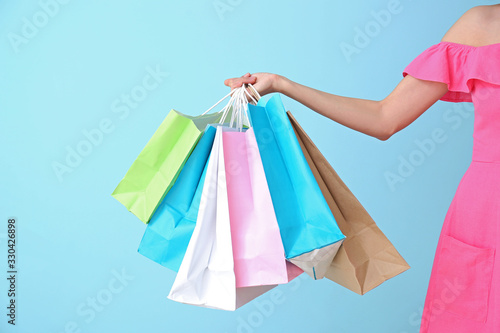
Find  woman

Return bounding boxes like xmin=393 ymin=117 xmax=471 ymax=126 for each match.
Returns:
xmin=225 ymin=5 xmax=500 ymax=333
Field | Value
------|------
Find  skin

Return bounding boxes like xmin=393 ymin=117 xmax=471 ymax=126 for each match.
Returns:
xmin=224 ymin=5 xmax=500 ymax=141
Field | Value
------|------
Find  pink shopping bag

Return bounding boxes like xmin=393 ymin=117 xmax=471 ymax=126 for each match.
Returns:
xmin=169 ymin=126 xmax=280 ymax=310
xmin=223 ymin=128 xmax=302 ymax=288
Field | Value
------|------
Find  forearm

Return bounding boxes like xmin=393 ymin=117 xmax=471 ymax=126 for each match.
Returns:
xmin=276 ymin=76 xmax=391 ymax=140
xmin=228 ymin=72 xmax=446 ymax=137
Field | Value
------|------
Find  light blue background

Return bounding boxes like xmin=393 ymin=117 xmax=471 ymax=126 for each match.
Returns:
xmin=0 ymin=1 xmax=487 ymax=332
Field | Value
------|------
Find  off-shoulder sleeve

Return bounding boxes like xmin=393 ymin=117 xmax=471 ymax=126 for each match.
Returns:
xmin=402 ymin=42 xmax=473 ymax=103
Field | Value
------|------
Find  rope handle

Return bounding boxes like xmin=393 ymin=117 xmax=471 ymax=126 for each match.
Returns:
xmin=201 ymin=83 xmax=261 ymax=131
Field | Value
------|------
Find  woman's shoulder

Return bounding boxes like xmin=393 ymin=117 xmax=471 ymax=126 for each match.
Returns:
xmin=441 ymin=5 xmax=500 ymax=47
xmin=402 ymin=5 xmax=500 ymax=104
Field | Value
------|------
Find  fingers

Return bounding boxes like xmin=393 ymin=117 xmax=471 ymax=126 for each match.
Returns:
xmin=224 ymin=74 xmax=257 ymax=89
xmin=242 ymin=76 xmax=257 ymax=87
xmin=224 ymin=78 xmax=236 ymax=87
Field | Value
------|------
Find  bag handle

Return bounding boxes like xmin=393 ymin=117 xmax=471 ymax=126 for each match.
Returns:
xmin=230 ymin=85 xmax=259 ymax=130
xmin=246 ymin=83 xmax=261 ymax=101
xmin=202 ymin=84 xmax=260 ymax=131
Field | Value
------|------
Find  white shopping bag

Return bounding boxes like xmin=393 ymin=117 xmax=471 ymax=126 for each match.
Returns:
xmin=168 ymin=126 xmax=275 ymax=311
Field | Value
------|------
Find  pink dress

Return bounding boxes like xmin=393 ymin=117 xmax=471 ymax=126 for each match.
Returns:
xmin=403 ymin=41 xmax=500 ymax=332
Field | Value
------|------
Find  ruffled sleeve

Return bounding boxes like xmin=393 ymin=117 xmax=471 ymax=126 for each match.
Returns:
xmin=402 ymin=42 xmax=474 ymax=103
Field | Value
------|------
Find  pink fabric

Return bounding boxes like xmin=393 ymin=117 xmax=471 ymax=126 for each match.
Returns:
xmin=403 ymin=41 xmax=500 ymax=332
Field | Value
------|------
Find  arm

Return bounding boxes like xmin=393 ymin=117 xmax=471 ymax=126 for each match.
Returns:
xmin=226 ymin=71 xmax=446 ymax=141
xmin=275 ymin=75 xmax=447 ymax=141
xmin=225 ymin=6 xmax=489 ymax=141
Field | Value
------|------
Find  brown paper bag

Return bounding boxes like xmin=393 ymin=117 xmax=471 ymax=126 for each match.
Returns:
xmin=287 ymin=112 xmax=410 ymax=295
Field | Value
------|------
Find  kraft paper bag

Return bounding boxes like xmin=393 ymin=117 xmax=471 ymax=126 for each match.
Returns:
xmin=248 ymin=95 xmax=345 ymax=280
xmin=223 ymin=128 xmax=302 ymax=288
xmin=287 ymin=112 xmax=410 ymax=295
xmin=168 ymin=126 xmax=275 ymax=310
xmin=137 ymin=126 xmax=216 ymax=271
xmin=112 ymin=110 xmax=223 ymax=223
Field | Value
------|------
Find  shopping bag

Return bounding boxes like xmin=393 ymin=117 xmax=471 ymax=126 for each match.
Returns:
xmin=287 ymin=112 xmax=410 ymax=295
xmin=137 ymin=125 xmax=216 ymax=272
xmin=112 ymin=110 xmax=223 ymax=223
xmin=223 ymin=127 xmax=302 ymax=287
xmin=248 ymin=95 xmax=345 ymax=280
xmin=168 ymin=126 xmax=275 ymax=310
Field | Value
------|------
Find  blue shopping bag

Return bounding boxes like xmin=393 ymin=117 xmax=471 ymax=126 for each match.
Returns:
xmin=137 ymin=125 xmax=216 ymax=271
xmin=248 ymin=95 xmax=345 ymax=279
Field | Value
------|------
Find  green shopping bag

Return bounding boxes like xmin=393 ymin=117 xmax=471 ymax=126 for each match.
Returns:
xmin=112 ymin=110 xmax=223 ymax=223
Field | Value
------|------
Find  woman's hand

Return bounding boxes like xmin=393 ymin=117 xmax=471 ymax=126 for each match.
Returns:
xmin=224 ymin=72 xmax=282 ymax=97
xmin=227 ymin=70 xmax=447 ymax=141
xmin=223 ymin=66 xmax=447 ymax=140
